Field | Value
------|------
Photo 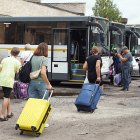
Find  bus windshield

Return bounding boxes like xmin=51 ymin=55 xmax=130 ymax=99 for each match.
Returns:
xmin=110 ymin=23 xmax=125 ymax=52
xmin=90 ymin=18 xmax=110 ymax=56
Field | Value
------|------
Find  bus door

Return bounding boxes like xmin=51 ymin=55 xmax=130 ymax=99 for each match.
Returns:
xmin=51 ymin=28 xmax=70 ymax=81
xmin=69 ymin=28 xmax=88 ymax=81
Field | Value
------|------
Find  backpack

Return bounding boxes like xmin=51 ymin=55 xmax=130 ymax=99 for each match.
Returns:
xmin=19 ymin=56 xmax=33 ymax=83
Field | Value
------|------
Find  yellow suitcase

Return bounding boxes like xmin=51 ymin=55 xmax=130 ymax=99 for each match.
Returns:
xmin=15 ymin=89 xmax=53 ymax=137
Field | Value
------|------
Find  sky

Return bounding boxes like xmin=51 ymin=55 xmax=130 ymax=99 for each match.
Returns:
xmin=85 ymin=0 xmax=140 ymax=24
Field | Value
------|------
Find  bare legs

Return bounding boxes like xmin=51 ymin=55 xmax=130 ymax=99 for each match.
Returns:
xmin=0 ymin=98 xmax=9 ymax=118
xmin=7 ymin=98 xmax=12 ymax=115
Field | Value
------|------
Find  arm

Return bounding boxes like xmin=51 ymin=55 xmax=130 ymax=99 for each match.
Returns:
xmin=96 ymin=60 xmax=101 ymax=81
xmin=117 ymin=54 xmax=128 ymax=62
xmin=15 ymin=61 xmax=21 ymax=73
xmin=41 ymin=65 xmax=52 ymax=90
xmin=83 ymin=61 xmax=88 ymax=70
xmin=20 ymin=58 xmax=24 ymax=65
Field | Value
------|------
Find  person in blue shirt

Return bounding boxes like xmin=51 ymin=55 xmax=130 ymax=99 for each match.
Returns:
xmin=117 ymin=46 xmax=133 ymax=91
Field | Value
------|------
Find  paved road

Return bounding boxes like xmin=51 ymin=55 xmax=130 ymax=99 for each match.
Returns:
xmin=0 ymin=79 xmax=140 ymax=140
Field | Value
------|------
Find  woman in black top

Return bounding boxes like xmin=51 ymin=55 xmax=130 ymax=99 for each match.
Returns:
xmin=83 ymin=47 xmax=102 ymax=83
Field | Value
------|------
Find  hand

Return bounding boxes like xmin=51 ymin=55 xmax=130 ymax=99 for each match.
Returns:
xmin=47 ymin=84 xmax=52 ymax=91
xmin=96 ymin=77 xmax=101 ymax=81
xmin=117 ymin=53 xmax=121 ymax=57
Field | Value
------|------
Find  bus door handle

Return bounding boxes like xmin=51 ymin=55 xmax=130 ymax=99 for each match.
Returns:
xmin=54 ymin=64 xmax=58 ymax=67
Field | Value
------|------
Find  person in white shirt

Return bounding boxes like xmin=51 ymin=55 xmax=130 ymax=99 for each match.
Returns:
xmin=20 ymin=44 xmax=33 ymax=65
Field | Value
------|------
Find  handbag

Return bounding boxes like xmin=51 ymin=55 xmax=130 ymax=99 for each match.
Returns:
xmin=30 ymin=57 xmax=44 ymax=80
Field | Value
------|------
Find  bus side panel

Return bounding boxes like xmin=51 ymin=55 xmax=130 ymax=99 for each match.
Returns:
xmin=52 ymin=62 xmax=69 ymax=80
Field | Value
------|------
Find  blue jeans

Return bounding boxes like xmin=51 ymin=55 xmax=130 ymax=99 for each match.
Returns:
xmin=122 ymin=66 xmax=131 ymax=90
xmin=28 ymin=81 xmax=48 ymax=100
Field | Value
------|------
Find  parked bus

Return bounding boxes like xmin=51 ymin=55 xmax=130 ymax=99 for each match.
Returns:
xmin=0 ymin=16 xmax=110 ymax=82
xmin=109 ymin=22 xmax=140 ymax=77
xmin=125 ymin=26 xmax=140 ymax=76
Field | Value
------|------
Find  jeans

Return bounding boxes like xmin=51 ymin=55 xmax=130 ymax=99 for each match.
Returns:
xmin=122 ymin=66 xmax=131 ymax=90
xmin=28 ymin=81 xmax=48 ymax=100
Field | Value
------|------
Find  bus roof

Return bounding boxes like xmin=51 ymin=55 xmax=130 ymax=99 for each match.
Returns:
xmin=110 ymin=21 xmax=125 ymax=27
xmin=0 ymin=16 xmax=91 ymax=22
xmin=0 ymin=16 xmax=109 ymax=22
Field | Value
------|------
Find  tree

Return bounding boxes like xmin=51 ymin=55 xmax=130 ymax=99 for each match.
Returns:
xmin=93 ymin=0 xmax=122 ymax=22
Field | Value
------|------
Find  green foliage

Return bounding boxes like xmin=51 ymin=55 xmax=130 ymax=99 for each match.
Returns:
xmin=93 ymin=0 xmax=122 ymax=22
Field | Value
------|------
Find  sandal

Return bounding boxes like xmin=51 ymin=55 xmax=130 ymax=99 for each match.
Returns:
xmin=7 ymin=113 xmax=14 ymax=118
xmin=0 ymin=117 xmax=8 ymax=121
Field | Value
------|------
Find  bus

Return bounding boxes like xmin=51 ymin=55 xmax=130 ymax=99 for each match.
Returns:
xmin=125 ymin=25 xmax=140 ymax=76
xmin=109 ymin=22 xmax=140 ymax=77
xmin=0 ymin=16 xmax=110 ymax=82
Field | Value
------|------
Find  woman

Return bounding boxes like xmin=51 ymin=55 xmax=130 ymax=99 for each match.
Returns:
xmin=28 ymin=42 xmax=52 ymax=99
xmin=83 ymin=47 xmax=102 ymax=84
xmin=0 ymin=47 xmax=21 ymax=121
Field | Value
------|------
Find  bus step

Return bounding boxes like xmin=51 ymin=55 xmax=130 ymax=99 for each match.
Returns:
xmin=68 ymin=80 xmax=84 ymax=83
xmin=71 ymin=69 xmax=86 ymax=75
xmin=71 ymin=63 xmax=83 ymax=69
xmin=71 ymin=74 xmax=85 ymax=80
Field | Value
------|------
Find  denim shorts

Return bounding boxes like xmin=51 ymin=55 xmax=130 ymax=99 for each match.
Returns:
xmin=28 ymin=81 xmax=48 ymax=100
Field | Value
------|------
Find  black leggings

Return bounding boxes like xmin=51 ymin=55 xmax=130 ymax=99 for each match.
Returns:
xmin=2 ymin=87 xmax=12 ymax=98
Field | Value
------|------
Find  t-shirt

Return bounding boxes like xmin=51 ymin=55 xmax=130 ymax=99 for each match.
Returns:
xmin=87 ymin=55 xmax=102 ymax=83
xmin=0 ymin=57 xmax=21 ymax=88
xmin=31 ymin=56 xmax=48 ymax=82
xmin=20 ymin=51 xmax=33 ymax=62
xmin=122 ymin=53 xmax=133 ymax=68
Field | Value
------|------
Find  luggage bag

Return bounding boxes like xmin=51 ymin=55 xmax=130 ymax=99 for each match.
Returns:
xmin=13 ymin=81 xmax=29 ymax=99
xmin=15 ymin=89 xmax=54 ymax=137
xmin=75 ymin=83 xmax=102 ymax=113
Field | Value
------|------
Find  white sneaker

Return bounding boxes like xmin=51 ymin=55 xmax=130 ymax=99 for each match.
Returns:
xmin=45 ymin=123 xmax=49 ymax=128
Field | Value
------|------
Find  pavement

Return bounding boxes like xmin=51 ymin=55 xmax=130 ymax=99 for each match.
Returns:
xmin=0 ymin=79 xmax=140 ymax=140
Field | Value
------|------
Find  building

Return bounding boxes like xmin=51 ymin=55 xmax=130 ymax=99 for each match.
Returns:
xmin=0 ymin=0 xmax=86 ymax=17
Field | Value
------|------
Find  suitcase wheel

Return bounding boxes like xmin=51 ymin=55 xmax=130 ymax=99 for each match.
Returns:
xmin=20 ymin=131 xmax=23 ymax=135
xmin=31 ymin=126 xmax=36 ymax=132
xmin=15 ymin=124 xmax=19 ymax=130
xmin=35 ymin=133 xmax=41 ymax=137
xmin=77 ymin=108 xmax=80 ymax=112
xmin=90 ymin=109 xmax=95 ymax=113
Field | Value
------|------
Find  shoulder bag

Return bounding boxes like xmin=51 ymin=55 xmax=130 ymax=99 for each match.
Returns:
xmin=30 ymin=57 xmax=44 ymax=80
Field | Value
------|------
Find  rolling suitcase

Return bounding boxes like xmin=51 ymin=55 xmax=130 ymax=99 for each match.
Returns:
xmin=15 ymin=89 xmax=54 ymax=137
xmin=75 ymin=83 xmax=102 ymax=113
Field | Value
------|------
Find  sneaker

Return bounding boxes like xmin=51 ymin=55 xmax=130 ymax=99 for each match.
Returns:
xmin=120 ymin=88 xmax=125 ymax=91
xmin=45 ymin=123 xmax=49 ymax=128
xmin=124 ymin=89 xmax=129 ymax=91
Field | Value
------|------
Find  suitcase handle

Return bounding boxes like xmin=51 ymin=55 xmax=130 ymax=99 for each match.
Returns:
xmin=42 ymin=88 xmax=54 ymax=101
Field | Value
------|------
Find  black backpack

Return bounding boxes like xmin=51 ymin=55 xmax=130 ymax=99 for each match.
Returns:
xmin=19 ymin=56 xmax=33 ymax=83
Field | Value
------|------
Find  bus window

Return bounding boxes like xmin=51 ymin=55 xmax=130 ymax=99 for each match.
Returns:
xmin=90 ymin=26 xmax=110 ymax=56
xmin=53 ymin=29 xmax=68 ymax=62
xmin=53 ymin=29 xmax=67 ymax=45
xmin=5 ymin=23 xmax=16 ymax=44
xmin=110 ymin=31 xmax=121 ymax=51
xmin=24 ymin=22 xmax=56 ymax=45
